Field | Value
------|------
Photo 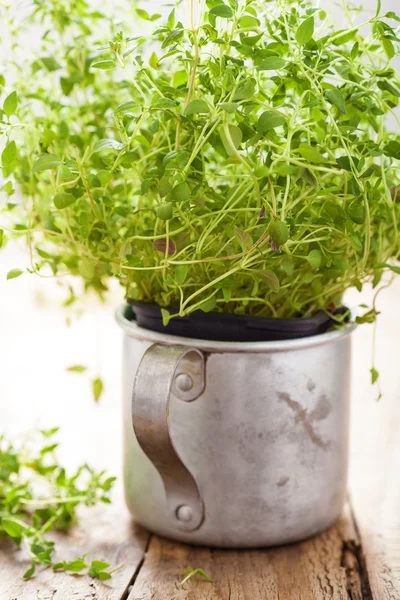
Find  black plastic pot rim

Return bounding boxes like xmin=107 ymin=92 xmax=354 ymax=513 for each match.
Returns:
xmin=126 ymin=300 xmax=350 ymax=343
xmin=116 ymin=304 xmax=356 ymax=353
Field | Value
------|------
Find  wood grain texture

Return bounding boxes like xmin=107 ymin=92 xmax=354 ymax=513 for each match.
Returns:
xmin=348 ymin=279 xmax=400 ymax=600
xmin=0 ymin=494 xmax=150 ymax=600
xmin=128 ymin=505 xmax=365 ymax=600
xmin=351 ymin=416 xmax=400 ymax=600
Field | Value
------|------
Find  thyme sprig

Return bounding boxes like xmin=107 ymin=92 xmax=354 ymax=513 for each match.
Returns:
xmin=0 ymin=428 xmax=116 ymax=580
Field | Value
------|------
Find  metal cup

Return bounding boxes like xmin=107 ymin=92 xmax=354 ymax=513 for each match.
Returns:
xmin=117 ymin=305 xmax=355 ymax=547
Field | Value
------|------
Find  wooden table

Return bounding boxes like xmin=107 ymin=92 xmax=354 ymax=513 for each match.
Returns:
xmin=1 ymin=247 xmax=399 ymax=599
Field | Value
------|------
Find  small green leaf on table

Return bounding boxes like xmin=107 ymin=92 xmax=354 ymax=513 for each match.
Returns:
xmin=180 ymin=567 xmax=214 ymax=585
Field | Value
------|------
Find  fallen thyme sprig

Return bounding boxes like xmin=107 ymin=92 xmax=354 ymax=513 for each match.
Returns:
xmin=0 ymin=428 xmax=117 ymax=580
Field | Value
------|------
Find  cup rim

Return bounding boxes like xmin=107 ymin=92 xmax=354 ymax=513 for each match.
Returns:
xmin=115 ymin=304 xmax=357 ymax=354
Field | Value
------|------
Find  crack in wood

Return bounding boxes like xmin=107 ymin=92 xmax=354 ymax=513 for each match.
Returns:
xmin=340 ymin=504 xmax=374 ymax=600
xmin=122 ymin=533 xmax=153 ymax=600
xmin=351 ymin=506 xmax=374 ymax=600
xmin=341 ymin=538 xmax=374 ymax=600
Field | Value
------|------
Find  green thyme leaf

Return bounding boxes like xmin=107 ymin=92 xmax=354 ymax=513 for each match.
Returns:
xmin=306 ymin=249 xmax=322 ymax=269
xmin=184 ymin=99 xmax=210 ymax=115
xmin=296 ymin=16 xmax=314 ymax=45
xmin=54 ymin=192 xmax=77 ymax=209
xmin=157 ymin=202 xmax=173 ymax=220
xmin=257 ymin=57 xmax=286 ymax=70
xmin=325 ymin=88 xmax=347 ymax=114
xmin=181 ymin=567 xmax=214 ymax=585
xmin=2 ymin=519 xmax=24 ymax=539
xmin=170 ymin=181 xmax=190 ymax=202
xmin=92 ymin=377 xmax=104 ymax=402
xmin=92 ymin=60 xmax=116 ymax=70
xmin=1 ymin=141 xmax=17 ymax=167
xmin=209 ymin=4 xmax=234 ymax=19
xmin=32 ymin=154 xmax=62 ymax=173
xmin=269 ymin=221 xmax=289 ymax=246
xmin=67 ymin=365 xmax=88 ymax=373
xmin=3 ymin=91 xmax=18 ymax=117
xmin=370 ymin=367 xmax=379 ymax=384
xmin=256 ymin=111 xmax=286 ymax=132
xmin=6 ymin=269 xmax=23 ymax=280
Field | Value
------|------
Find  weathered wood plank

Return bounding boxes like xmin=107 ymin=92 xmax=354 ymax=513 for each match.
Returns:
xmin=128 ymin=504 xmax=365 ymax=600
xmin=0 ymin=494 xmax=150 ymax=600
xmin=348 ymin=279 xmax=400 ymax=600
xmin=351 ymin=418 xmax=400 ymax=600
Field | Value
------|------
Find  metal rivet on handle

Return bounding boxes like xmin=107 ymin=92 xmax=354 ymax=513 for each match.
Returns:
xmin=176 ymin=505 xmax=193 ymax=523
xmin=175 ymin=373 xmax=194 ymax=393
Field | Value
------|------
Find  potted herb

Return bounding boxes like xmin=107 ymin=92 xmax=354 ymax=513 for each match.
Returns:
xmin=2 ymin=0 xmax=400 ymax=546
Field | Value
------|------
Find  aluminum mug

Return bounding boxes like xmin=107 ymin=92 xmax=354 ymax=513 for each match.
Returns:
xmin=116 ymin=304 xmax=355 ymax=548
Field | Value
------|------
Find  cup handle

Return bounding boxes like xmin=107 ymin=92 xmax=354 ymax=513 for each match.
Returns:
xmin=132 ymin=343 xmax=205 ymax=532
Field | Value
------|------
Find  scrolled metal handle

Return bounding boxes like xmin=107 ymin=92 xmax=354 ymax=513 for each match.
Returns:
xmin=132 ymin=344 xmax=205 ymax=532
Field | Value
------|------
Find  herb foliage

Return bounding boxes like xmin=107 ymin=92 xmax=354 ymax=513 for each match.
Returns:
xmin=1 ymin=0 xmax=400 ymax=318
xmin=0 ymin=428 xmax=116 ymax=579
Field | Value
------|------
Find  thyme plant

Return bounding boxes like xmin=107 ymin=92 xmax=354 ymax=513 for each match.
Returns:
xmin=1 ymin=0 xmax=400 ymax=319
